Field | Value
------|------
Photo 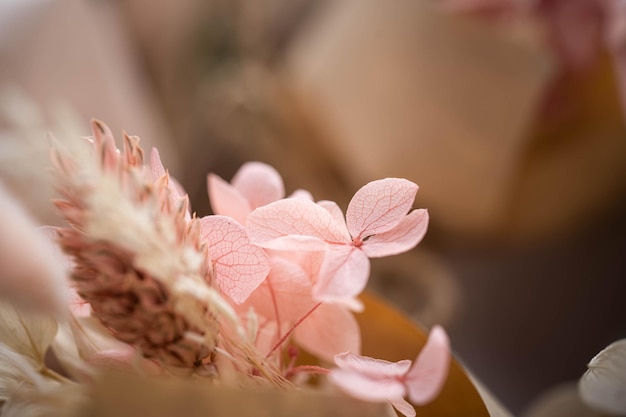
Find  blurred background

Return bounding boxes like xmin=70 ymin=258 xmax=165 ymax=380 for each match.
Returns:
xmin=1 ymin=0 xmax=625 ymax=414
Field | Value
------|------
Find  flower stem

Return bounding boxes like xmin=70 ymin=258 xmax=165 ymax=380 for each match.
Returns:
xmin=266 ymin=302 xmax=322 ymax=359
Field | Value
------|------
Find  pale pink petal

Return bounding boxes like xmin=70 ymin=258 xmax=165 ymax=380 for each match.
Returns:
xmin=389 ymin=397 xmax=417 ymax=417
xmin=207 ymin=173 xmax=252 ymax=224
xmin=231 ymin=162 xmax=285 ymax=208
xmin=0 ymin=184 xmax=67 ymax=314
xmin=253 ymin=235 xmax=327 ymax=252
xmin=288 ymin=189 xmax=314 ymax=200
xmin=317 ymin=200 xmax=351 ymax=240
xmin=313 ymin=246 xmax=370 ymax=305
xmin=199 ymin=215 xmax=270 ymax=304
xmin=265 ymin=249 xmax=326 ymax=287
xmin=346 ymin=178 xmax=418 ymax=239
xmin=334 ymin=352 xmax=411 ymax=378
xmin=252 ymin=320 xmax=286 ymax=357
xmin=294 ymin=303 xmax=361 ymax=363
xmin=246 ymin=199 xmax=350 ymax=244
xmin=243 ymin=258 xmax=313 ymax=321
xmin=361 ymin=209 xmax=429 ymax=258
xmin=329 ymin=369 xmax=406 ymax=402
xmin=405 ymin=325 xmax=451 ymax=405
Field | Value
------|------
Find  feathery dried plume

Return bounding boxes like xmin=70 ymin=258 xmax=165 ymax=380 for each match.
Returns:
xmin=50 ymin=120 xmax=226 ymax=374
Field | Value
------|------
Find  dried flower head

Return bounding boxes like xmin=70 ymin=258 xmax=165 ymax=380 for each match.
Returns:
xmin=50 ymin=121 xmax=226 ymax=373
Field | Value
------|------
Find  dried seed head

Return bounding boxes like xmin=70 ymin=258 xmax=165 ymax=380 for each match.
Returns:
xmin=51 ymin=121 xmax=218 ymax=372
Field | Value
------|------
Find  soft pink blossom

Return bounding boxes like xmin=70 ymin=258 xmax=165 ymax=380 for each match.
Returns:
xmin=247 ymin=178 xmax=428 ymax=307
xmin=329 ymin=326 xmax=450 ymax=417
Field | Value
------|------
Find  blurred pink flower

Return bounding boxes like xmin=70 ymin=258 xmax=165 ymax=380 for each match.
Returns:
xmin=0 ymin=183 xmax=67 ymax=314
xmin=329 ymin=326 xmax=451 ymax=417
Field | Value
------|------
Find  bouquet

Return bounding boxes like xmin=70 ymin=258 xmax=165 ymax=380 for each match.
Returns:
xmin=0 ymin=121 xmax=450 ymax=417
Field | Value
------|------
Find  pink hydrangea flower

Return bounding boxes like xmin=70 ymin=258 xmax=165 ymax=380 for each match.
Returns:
xmin=246 ymin=178 xmax=428 ymax=308
xmin=329 ymin=326 xmax=450 ymax=417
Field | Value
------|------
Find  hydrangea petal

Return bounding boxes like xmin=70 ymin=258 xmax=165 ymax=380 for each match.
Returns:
xmin=361 ymin=209 xmax=429 ymax=258
xmin=334 ymin=351 xmax=411 ymax=378
xmin=389 ymin=397 xmax=417 ymax=417
xmin=329 ymin=369 xmax=406 ymax=402
xmin=253 ymin=235 xmax=327 ymax=252
xmin=231 ymin=162 xmax=285 ymax=208
xmin=346 ymin=178 xmax=418 ymax=239
xmin=405 ymin=325 xmax=451 ymax=405
xmin=207 ymin=173 xmax=251 ymax=224
xmin=247 ymin=199 xmax=350 ymax=244
xmin=294 ymin=303 xmax=361 ymax=363
xmin=317 ymin=200 xmax=351 ymax=240
xmin=579 ymin=339 xmax=626 ymax=415
xmin=313 ymin=246 xmax=369 ymax=306
xmin=289 ymin=189 xmax=314 ymax=200
xmin=199 ymin=215 xmax=270 ymax=304
xmin=243 ymin=258 xmax=313 ymax=321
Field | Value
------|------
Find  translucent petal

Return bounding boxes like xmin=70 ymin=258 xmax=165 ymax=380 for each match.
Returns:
xmin=334 ymin=351 xmax=411 ymax=378
xmin=329 ymin=369 xmax=405 ymax=402
xmin=253 ymin=235 xmax=327 ymax=252
xmin=247 ymin=199 xmax=350 ymax=244
xmin=294 ymin=303 xmax=361 ymax=363
xmin=288 ymin=189 xmax=314 ymax=200
xmin=361 ymin=209 xmax=429 ymax=257
xmin=243 ymin=258 xmax=313 ymax=321
xmin=579 ymin=339 xmax=626 ymax=415
xmin=405 ymin=325 xmax=451 ymax=405
xmin=231 ymin=162 xmax=285 ymax=209
xmin=313 ymin=246 xmax=370 ymax=304
xmin=200 ymin=215 xmax=271 ymax=304
xmin=207 ymin=173 xmax=251 ymax=224
xmin=317 ymin=200 xmax=351 ymax=240
xmin=346 ymin=178 xmax=418 ymax=239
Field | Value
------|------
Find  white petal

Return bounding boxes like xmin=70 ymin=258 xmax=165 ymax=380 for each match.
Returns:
xmin=0 ymin=303 xmax=57 ymax=366
xmin=579 ymin=339 xmax=626 ymax=415
xmin=0 ymin=343 xmax=44 ymax=402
